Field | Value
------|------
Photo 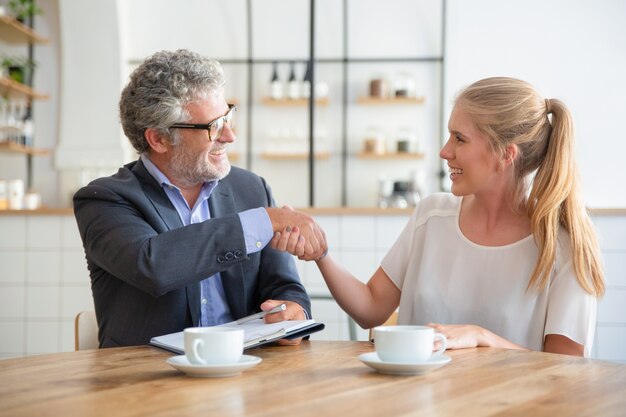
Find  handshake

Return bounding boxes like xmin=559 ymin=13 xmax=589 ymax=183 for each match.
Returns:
xmin=266 ymin=206 xmax=327 ymax=261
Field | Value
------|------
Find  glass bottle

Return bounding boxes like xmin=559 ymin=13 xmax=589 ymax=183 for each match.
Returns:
xmin=22 ymin=106 xmax=34 ymax=148
xmin=301 ymin=61 xmax=311 ymax=99
xmin=390 ymin=181 xmax=410 ymax=208
xmin=270 ymin=61 xmax=283 ymax=100
xmin=287 ymin=61 xmax=300 ymax=100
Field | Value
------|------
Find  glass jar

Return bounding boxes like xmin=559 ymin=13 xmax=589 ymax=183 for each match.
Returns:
xmin=363 ymin=127 xmax=386 ymax=154
xmin=395 ymin=127 xmax=416 ymax=153
xmin=393 ymin=73 xmax=416 ymax=98
xmin=369 ymin=76 xmax=388 ymax=98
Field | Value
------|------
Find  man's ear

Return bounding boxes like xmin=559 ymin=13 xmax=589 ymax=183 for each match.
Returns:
xmin=144 ymin=128 xmax=170 ymax=154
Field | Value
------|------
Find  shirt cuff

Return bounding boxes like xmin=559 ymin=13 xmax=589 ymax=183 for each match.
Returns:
xmin=238 ymin=207 xmax=273 ymax=254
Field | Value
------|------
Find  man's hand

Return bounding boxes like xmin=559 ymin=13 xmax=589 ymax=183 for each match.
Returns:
xmin=260 ymin=299 xmax=306 ymax=346
xmin=266 ymin=206 xmax=327 ymax=261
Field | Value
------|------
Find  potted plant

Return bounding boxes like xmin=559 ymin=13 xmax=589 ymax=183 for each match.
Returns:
xmin=7 ymin=0 xmax=43 ymax=25
xmin=1 ymin=55 xmax=36 ymax=85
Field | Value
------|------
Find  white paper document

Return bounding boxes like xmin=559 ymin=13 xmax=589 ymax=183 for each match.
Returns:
xmin=150 ymin=318 xmax=324 ymax=354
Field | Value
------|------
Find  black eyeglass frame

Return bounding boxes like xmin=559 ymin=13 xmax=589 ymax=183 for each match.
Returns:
xmin=168 ymin=104 xmax=237 ymax=142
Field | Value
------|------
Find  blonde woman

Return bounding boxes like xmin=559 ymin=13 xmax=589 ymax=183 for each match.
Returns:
xmin=275 ymin=77 xmax=604 ymax=357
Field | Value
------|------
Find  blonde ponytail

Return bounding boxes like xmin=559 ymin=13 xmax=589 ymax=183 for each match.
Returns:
xmin=528 ymin=99 xmax=604 ymax=296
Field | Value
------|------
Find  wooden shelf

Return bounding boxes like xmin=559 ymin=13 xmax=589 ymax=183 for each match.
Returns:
xmin=0 ymin=76 xmax=49 ymax=100
xmin=0 ymin=140 xmax=49 ymax=156
xmin=0 ymin=16 xmax=49 ymax=44
xmin=357 ymin=96 xmax=425 ymax=105
xmin=261 ymin=152 xmax=330 ymax=160
xmin=261 ymin=97 xmax=330 ymax=107
xmin=357 ymin=151 xmax=424 ymax=160
xmin=0 ymin=125 xmax=20 ymax=134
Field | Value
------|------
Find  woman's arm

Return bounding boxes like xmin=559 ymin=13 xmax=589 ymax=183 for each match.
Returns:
xmin=316 ymin=258 xmax=400 ymax=329
xmin=543 ymin=334 xmax=584 ymax=356
xmin=427 ymin=325 xmax=584 ymax=356
xmin=271 ymin=226 xmax=400 ymax=329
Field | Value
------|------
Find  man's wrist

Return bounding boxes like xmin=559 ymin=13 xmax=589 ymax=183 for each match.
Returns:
xmin=238 ymin=208 xmax=273 ymax=253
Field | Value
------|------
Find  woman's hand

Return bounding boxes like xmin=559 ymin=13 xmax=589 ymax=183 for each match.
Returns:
xmin=427 ymin=322 xmax=528 ymax=351
xmin=267 ymin=205 xmax=326 ymax=261
xmin=271 ymin=223 xmax=327 ymax=262
xmin=271 ymin=226 xmax=307 ymax=259
xmin=427 ymin=323 xmax=486 ymax=350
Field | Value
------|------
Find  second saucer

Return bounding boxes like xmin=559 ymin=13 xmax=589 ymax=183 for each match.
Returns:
xmin=358 ymin=352 xmax=451 ymax=376
xmin=167 ymin=354 xmax=262 ymax=378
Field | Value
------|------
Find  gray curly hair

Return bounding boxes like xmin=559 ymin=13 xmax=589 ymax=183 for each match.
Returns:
xmin=120 ymin=49 xmax=226 ymax=153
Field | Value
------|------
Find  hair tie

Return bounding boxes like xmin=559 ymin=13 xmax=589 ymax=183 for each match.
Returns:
xmin=545 ymin=98 xmax=552 ymax=114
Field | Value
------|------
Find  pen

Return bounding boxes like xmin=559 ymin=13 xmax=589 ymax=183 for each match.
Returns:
xmin=235 ymin=303 xmax=287 ymax=325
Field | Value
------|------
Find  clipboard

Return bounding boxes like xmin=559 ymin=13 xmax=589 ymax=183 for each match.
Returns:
xmin=150 ymin=319 xmax=325 ymax=355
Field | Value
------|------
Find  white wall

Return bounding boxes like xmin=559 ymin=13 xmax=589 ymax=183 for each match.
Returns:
xmin=54 ymin=0 xmax=125 ymax=206
xmin=445 ymin=0 xmax=626 ymax=207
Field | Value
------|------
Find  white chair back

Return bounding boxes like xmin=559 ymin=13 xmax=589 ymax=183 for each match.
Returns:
xmin=74 ymin=311 xmax=99 ymax=351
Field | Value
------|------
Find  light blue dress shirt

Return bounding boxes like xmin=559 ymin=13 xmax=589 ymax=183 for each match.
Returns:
xmin=140 ymin=155 xmax=273 ymax=326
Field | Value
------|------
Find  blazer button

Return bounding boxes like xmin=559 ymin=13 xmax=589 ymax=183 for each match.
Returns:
xmin=225 ymin=251 xmax=234 ymax=261
xmin=217 ymin=255 xmax=225 ymax=263
xmin=234 ymin=250 xmax=243 ymax=259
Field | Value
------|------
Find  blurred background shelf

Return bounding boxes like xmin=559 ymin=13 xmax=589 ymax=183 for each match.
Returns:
xmin=261 ymin=151 xmax=330 ymax=160
xmin=0 ymin=12 xmax=50 ymax=190
xmin=261 ymin=97 xmax=330 ymax=107
xmin=357 ymin=96 xmax=425 ymax=105
xmin=357 ymin=151 xmax=425 ymax=160
xmin=0 ymin=140 xmax=49 ymax=156
xmin=0 ymin=76 xmax=49 ymax=100
xmin=0 ymin=16 xmax=49 ymax=44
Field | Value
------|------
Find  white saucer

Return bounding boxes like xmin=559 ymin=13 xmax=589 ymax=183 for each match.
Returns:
xmin=358 ymin=352 xmax=451 ymax=376
xmin=166 ymin=354 xmax=262 ymax=378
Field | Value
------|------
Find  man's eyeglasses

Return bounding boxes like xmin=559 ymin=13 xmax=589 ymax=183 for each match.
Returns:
xmin=169 ymin=104 xmax=236 ymax=142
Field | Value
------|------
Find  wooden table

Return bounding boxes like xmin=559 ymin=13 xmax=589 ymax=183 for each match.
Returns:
xmin=1 ymin=341 xmax=625 ymax=416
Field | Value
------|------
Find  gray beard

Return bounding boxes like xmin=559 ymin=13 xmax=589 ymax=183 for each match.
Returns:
xmin=168 ymin=145 xmax=231 ymax=188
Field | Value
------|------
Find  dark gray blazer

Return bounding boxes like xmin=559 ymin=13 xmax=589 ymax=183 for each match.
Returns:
xmin=73 ymin=159 xmax=310 ymax=347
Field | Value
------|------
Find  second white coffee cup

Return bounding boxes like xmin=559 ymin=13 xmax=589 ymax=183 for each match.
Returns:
xmin=184 ymin=327 xmax=244 ymax=365
xmin=374 ymin=325 xmax=447 ymax=363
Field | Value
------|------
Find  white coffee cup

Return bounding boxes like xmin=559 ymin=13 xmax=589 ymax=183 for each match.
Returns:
xmin=374 ymin=325 xmax=447 ymax=363
xmin=183 ymin=327 xmax=244 ymax=365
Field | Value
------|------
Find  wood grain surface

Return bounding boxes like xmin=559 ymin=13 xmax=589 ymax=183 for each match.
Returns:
xmin=0 ymin=341 xmax=625 ymax=417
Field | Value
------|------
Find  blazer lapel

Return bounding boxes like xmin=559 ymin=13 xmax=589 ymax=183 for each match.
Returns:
xmin=132 ymin=160 xmax=183 ymax=231
xmin=209 ymin=180 xmax=247 ymax=320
